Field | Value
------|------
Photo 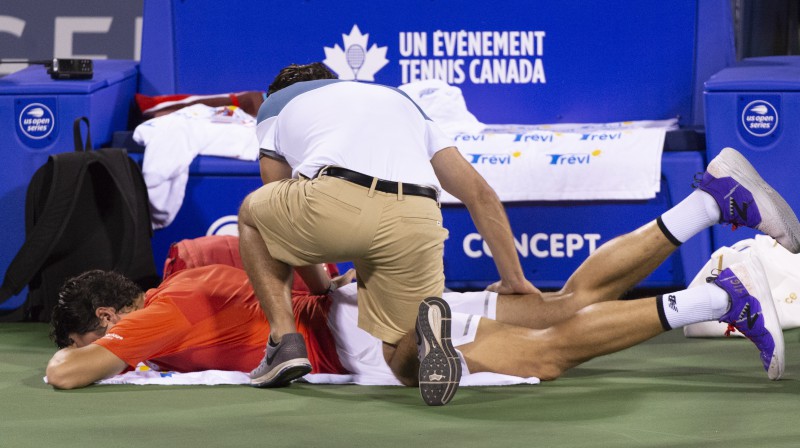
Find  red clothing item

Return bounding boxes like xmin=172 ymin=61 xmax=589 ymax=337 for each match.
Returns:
xmin=94 ymin=264 xmax=346 ymax=374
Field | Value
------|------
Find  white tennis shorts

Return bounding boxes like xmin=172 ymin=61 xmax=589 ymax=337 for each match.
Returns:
xmin=327 ymin=283 xmax=498 ymax=383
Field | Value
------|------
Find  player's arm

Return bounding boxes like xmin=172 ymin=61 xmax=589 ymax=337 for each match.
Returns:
xmin=296 ymin=266 xmax=357 ymax=295
xmin=431 ymin=147 xmax=538 ymax=295
xmin=46 ymin=344 xmax=128 ymax=390
xmin=295 ymin=264 xmax=333 ymax=295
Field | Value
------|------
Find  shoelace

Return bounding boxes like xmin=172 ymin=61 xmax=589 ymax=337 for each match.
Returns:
xmin=704 ymin=269 xmax=722 ymax=284
xmin=724 ymin=310 xmax=768 ymax=344
xmin=707 ymin=271 xmax=752 ymax=340
xmin=690 ymin=172 xmax=703 ymax=190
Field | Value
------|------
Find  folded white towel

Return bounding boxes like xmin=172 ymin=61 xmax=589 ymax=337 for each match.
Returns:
xmin=441 ymin=119 xmax=676 ymax=203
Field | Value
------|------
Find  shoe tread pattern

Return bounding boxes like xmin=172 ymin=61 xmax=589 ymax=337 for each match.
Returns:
xmin=417 ymin=297 xmax=462 ymax=406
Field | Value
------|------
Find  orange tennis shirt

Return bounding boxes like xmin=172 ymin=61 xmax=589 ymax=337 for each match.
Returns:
xmin=94 ymin=264 xmax=346 ymax=374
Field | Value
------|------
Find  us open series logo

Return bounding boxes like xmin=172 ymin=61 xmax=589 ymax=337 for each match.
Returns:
xmin=15 ymin=98 xmax=58 ymax=148
xmin=741 ymin=100 xmax=778 ymax=137
xmin=18 ymin=103 xmax=55 ymax=139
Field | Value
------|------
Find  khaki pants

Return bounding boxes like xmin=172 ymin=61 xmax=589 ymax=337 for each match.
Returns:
xmin=249 ymin=175 xmax=448 ymax=343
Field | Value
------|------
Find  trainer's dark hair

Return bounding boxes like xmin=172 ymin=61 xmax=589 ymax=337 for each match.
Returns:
xmin=267 ymin=62 xmax=337 ymax=96
xmin=50 ymin=270 xmax=143 ymax=349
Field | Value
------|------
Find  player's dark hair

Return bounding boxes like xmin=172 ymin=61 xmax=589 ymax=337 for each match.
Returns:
xmin=267 ymin=62 xmax=338 ymax=96
xmin=49 ymin=270 xmax=143 ymax=348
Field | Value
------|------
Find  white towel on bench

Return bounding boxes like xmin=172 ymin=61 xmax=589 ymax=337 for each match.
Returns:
xmin=440 ymin=119 xmax=677 ymax=203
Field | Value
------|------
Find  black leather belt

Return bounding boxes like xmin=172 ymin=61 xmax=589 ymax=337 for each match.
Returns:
xmin=319 ymin=167 xmax=438 ymax=201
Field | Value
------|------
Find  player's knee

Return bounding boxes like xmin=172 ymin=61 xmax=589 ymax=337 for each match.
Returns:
xmin=529 ymin=343 xmax=568 ymax=381
xmin=535 ymin=362 xmax=565 ymax=381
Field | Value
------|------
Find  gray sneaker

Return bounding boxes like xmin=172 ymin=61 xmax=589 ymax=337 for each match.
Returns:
xmin=250 ymin=333 xmax=312 ymax=388
xmin=416 ymin=297 xmax=461 ymax=406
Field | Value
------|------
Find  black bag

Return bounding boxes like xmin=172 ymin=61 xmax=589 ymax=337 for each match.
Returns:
xmin=0 ymin=117 xmax=160 ymax=322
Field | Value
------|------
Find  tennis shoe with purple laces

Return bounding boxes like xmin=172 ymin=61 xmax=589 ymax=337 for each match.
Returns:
xmin=698 ymin=147 xmax=800 ymax=253
xmin=714 ymin=256 xmax=784 ymax=380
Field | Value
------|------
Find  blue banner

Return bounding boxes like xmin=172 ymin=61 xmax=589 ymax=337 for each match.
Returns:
xmin=140 ymin=0 xmax=713 ymax=126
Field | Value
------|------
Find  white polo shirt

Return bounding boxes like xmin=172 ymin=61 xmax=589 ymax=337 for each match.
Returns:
xmin=256 ymin=80 xmax=452 ymax=189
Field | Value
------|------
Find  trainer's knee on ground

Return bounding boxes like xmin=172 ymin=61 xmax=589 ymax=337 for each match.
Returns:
xmin=383 ymin=338 xmax=419 ymax=387
xmin=392 ymin=369 xmax=419 ymax=387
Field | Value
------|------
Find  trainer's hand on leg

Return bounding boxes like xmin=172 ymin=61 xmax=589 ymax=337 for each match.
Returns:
xmin=485 ymin=278 xmax=540 ymax=295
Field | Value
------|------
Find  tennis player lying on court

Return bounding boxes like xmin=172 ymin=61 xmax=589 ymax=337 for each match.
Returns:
xmin=46 ymin=147 xmax=800 ymax=394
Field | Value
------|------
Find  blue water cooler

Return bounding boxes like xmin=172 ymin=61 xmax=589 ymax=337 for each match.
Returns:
xmin=0 ymin=60 xmax=138 ymax=312
xmin=704 ymin=56 xmax=800 ymax=249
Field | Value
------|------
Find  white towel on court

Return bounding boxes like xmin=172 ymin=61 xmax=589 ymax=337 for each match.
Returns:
xmin=87 ymin=364 xmax=538 ymax=387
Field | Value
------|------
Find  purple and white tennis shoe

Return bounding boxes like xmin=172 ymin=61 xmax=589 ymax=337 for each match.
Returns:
xmin=698 ymin=147 xmax=800 ymax=253
xmin=714 ymin=256 xmax=784 ymax=380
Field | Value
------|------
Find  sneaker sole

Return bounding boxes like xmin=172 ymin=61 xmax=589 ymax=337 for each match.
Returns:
xmin=417 ymin=297 xmax=461 ymax=406
xmin=709 ymin=147 xmax=800 ymax=253
xmin=250 ymin=359 xmax=312 ymax=388
xmin=733 ymin=256 xmax=785 ymax=380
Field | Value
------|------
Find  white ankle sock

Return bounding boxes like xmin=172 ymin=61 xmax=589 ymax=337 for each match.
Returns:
xmin=658 ymin=191 xmax=721 ymax=244
xmin=657 ymin=282 xmax=731 ymax=330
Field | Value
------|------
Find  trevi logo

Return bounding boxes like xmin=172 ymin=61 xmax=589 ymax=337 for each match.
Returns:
xmin=323 ymin=25 xmax=389 ymax=81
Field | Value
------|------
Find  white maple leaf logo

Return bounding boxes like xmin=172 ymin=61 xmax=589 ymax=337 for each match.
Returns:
xmin=323 ymin=24 xmax=389 ymax=81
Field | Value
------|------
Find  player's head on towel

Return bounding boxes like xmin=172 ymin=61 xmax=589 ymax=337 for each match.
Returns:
xmin=44 ymin=264 xmax=340 ymax=390
xmin=49 ymin=270 xmax=144 ymax=349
